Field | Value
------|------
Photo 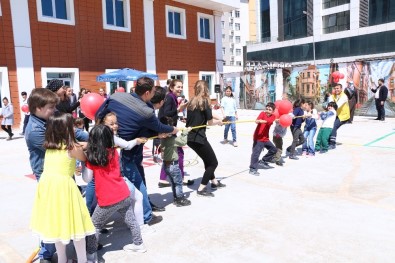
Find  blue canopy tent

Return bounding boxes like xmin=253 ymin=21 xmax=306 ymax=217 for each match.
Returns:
xmin=96 ymin=68 xmax=159 ymax=82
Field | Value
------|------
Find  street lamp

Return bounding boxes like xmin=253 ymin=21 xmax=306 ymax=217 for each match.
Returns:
xmin=303 ymin=11 xmax=315 ymax=66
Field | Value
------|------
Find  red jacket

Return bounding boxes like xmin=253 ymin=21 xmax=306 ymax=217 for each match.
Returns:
xmin=253 ymin=112 xmax=276 ymax=142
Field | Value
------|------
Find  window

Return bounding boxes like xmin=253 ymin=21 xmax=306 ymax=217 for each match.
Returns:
xmin=235 ymin=23 xmax=240 ymax=31
xmin=236 ymin=49 xmax=241 ymax=56
xmin=236 ymin=36 xmax=241 ymax=43
xmin=229 ymin=22 xmax=233 ymax=27
xmin=261 ymin=0 xmax=271 ymax=42
xmin=322 ymin=0 xmax=350 ymax=9
xmin=222 ymin=48 xmax=226 ymax=55
xmin=221 ymin=21 xmax=224 ymax=29
xmin=166 ymin=6 xmax=186 ymax=39
xmin=369 ymin=0 xmax=395 ymax=26
xmin=41 ymin=67 xmax=80 ymax=94
xmin=36 ymin=0 xmax=75 ymax=25
xmin=198 ymin=13 xmax=214 ymax=42
xmin=236 ymin=61 xmax=242 ymax=66
xmin=307 ymin=72 xmax=310 ymax=78
xmin=230 ymin=48 xmax=234 ymax=54
xmin=230 ymin=61 xmax=234 ymax=66
xmin=235 ymin=10 xmax=240 ymax=18
xmin=222 ymin=34 xmax=225 ymax=40
xmin=199 ymin=71 xmax=216 ymax=99
xmin=322 ymin=11 xmax=350 ymax=34
xmin=229 ymin=35 xmax=233 ymax=41
xmin=102 ymin=0 xmax=131 ymax=32
xmin=283 ymin=0 xmax=307 ymax=40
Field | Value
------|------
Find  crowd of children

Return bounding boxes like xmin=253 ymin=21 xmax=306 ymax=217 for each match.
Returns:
xmin=25 ymin=78 xmax=351 ymax=262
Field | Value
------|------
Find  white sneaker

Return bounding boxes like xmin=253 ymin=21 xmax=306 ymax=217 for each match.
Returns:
xmin=233 ymin=141 xmax=238 ymax=147
xmin=140 ymin=224 xmax=156 ymax=235
xmin=123 ymin=243 xmax=147 ymax=253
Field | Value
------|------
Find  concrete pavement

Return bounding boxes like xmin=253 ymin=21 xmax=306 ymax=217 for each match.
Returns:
xmin=0 ymin=110 xmax=395 ymax=263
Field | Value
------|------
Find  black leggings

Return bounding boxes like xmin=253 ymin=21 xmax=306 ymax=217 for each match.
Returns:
xmin=1 ymin=125 xmax=13 ymax=137
xmin=187 ymin=140 xmax=218 ymax=186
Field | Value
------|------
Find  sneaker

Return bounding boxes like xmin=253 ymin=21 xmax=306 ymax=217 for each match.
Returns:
xmin=306 ymin=153 xmax=315 ymax=157
xmin=275 ymin=161 xmax=283 ymax=166
xmin=302 ymin=151 xmax=307 ymax=156
xmin=233 ymin=141 xmax=238 ymax=147
xmin=319 ymin=150 xmax=328 ymax=154
xmin=249 ymin=169 xmax=260 ymax=176
xmin=211 ymin=180 xmax=226 ymax=189
xmin=140 ymin=224 xmax=156 ymax=235
xmin=173 ymin=197 xmax=191 ymax=207
xmin=289 ymin=155 xmax=299 ymax=160
xmin=147 ymin=214 xmax=163 ymax=226
xmin=19 ymin=132 xmax=24 ymax=136
xmin=197 ymin=188 xmax=214 ymax=197
xmin=222 ymin=139 xmax=228 ymax=144
xmin=123 ymin=243 xmax=147 ymax=253
xmin=328 ymin=145 xmax=336 ymax=150
xmin=257 ymin=162 xmax=274 ymax=169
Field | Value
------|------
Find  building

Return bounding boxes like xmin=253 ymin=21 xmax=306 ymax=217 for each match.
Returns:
xmin=245 ymin=0 xmax=395 ymax=112
xmin=0 ymin=0 xmax=238 ymax=126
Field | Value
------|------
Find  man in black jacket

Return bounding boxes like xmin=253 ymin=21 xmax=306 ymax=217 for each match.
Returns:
xmin=371 ymin=78 xmax=389 ymax=121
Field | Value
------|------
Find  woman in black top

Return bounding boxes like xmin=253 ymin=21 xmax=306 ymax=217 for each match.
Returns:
xmin=186 ymin=80 xmax=226 ymax=197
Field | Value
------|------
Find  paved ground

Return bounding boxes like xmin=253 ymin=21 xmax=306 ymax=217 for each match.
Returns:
xmin=1 ymin=110 xmax=395 ymax=263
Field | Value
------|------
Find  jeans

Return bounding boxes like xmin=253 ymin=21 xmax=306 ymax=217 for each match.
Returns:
xmin=329 ymin=117 xmax=348 ymax=146
xmin=302 ymin=128 xmax=317 ymax=155
xmin=224 ymin=116 xmax=237 ymax=142
xmin=160 ymin=147 xmax=184 ymax=180
xmin=249 ymin=140 xmax=277 ymax=169
xmin=85 ymin=178 xmax=97 ymax=216
xmin=121 ymin=154 xmax=152 ymax=224
xmin=39 ymin=242 xmax=56 ymax=260
xmin=286 ymin=127 xmax=304 ymax=155
xmin=375 ymin=99 xmax=385 ymax=120
xmin=163 ymin=161 xmax=183 ymax=198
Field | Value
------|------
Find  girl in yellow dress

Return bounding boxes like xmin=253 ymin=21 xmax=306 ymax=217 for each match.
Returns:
xmin=30 ymin=112 xmax=95 ymax=263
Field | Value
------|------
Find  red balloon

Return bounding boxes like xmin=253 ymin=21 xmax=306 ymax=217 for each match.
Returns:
xmin=273 ymin=109 xmax=280 ymax=119
xmin=333 ymin=77 xmax=339 ymax=83
xmin=274 ymin=100 xmax=282 ymax=110
xmin=279 ymin=114 xmax=292 ymax=128
xmin=339 ymin=73 xmax=345 ymax=79
xmin=332 ymin=71 xmax=339 ymax=78
xmin=80 ymin=93 xmax=104 ymax=120
xmin=21 ymin=105 xmax=29 ymax=113
xmin=117 ymin=87 xmax=125 ymax=92
xmin=278 ymin=100 xmax=293 ymax=115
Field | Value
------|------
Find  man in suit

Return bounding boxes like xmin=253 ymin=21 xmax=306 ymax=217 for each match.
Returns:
xmin=371 ymin=78 xmax=389 ymax=121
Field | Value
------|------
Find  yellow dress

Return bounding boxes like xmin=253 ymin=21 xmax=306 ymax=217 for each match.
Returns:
xmin=30 ymin=149 xmax=95 ymax=244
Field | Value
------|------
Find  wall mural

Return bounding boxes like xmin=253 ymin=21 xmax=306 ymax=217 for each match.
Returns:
xmin=222 ymin=58 xmax=395 ymax=116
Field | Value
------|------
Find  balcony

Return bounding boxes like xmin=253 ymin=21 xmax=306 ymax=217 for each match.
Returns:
xmin=173 ymin=0 xmax=239 ymax=12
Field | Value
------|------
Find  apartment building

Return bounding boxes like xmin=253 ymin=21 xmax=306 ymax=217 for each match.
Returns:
xmin=0 ymin=0 xmax=238 ymax=125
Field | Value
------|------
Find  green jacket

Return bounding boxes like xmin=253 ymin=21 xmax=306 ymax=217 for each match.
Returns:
xmin=160 ymin=130 xmax=189 ymax=161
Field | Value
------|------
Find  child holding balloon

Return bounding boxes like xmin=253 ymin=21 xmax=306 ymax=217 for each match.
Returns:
xmin=249 ymin=102 xmax=277 ymax=176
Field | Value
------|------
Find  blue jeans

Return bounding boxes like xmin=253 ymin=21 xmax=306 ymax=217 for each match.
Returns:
xmin=121 ymin=154 xmax=152 ymax=224
xmin=163 ymin=161 xmax=183 ymax=198
xmin=39 ymin=242 xmax=56 ymax=260
xmin=302 ymin=128 xmax=317 ymax=155
xmin=224 ymin=116 xmax=237 ymax=142
xmin=85 ymin=178 xmax=97 ymax=216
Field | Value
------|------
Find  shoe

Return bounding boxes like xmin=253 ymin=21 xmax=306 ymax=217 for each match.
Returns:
xmin=197 ymin=188 xmax=215 ymax=197
xmin=158 ymin=182 xmax=171 ymax=188
xmin=328 ymin=145 xmax=336 ymax=150
xmin=150 ymin=201 xmax=165 ymax=212
xmin=380 ymin=118 xmax=385 ymax=121
xmin=233 ymin=141 xmax=238 ymax=147
xmin=183 ymin=179 xmax=194 ymax=186
xmin=289 ymin=155 xmax=299 ymax=160
xmin=87 ymin=252 xmax=98 ymax=262
xmin=100 ymin=228 xmax=109 ymax=234
xmin=211 ymin=180 xmax=226 ymax=189
xmin=10 ymin=133 xmax=14 ymax=138
xmin=306 ymin=153 xmax=315 ymax=157
xmin=249 ymin=169 xmax=260 ymax=176
xmin=5 ymin=137 xmax=12 ymax=141
xmin=302 ymin=151 xmax=307 ymax=156
xmin=140 ymin=224 xmax=156 ymax=235
xmin=222 ymin=139 xmax=228 ymax=144
xmin=123 ymin=243 xmax=147 ymax=253
xmin=173 ymin=197 xmax=191 ymax=207
xmin=257 ymin=161 xmax=274 ymax=169
xmin=267 ymin=158 xmax=275 ymax=164
xmin=279 ymin=157 xmax=285 ymax=164
xmin=275 ymin=161 xmax=283 ymax=166
xmin=147 ymin=214 xmax=163 ymax=226
xmin=39 ymin=260 xmax=52 ymax=263
xmin=374 ymin=118 xmax=380 ymax=120
xmin=319 ymin=150 xmax=328 ymax=154
xmin=19 ymin=132 xmax=24 ymax=135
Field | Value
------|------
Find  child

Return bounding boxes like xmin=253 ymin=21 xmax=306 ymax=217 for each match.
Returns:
xmin=286 ymin=99 xmax=307 ymax=160
xmin=249 ymin=102 xmax=277 ymax=176
xmin=25 ymin=88 xmax=58 ymax=261
xmin=82 ymin=125 xmax=146 ymax=253
xmin=1 ymin=97 xmax=14 ymax=140
xmin=74 ymin=117 xmax=89 ymax=142
xmin=30 ymin=112 xmax=95 ymax=263
xmin=160 ymin=116 xmax=192 ymax=207
xmin=271 ymin=120 xmax=287 ymax=166
xmin=302 ymin=101 xmax=319 ymax=157
xmin=315 ymin=101 xmax=338 ymax=154
xmin=221 ymin=86 xmax=238 ymax=147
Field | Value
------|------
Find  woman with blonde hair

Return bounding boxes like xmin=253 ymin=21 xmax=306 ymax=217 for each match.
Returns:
xmin=186 ymin=80 xmax=226 ymax=197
